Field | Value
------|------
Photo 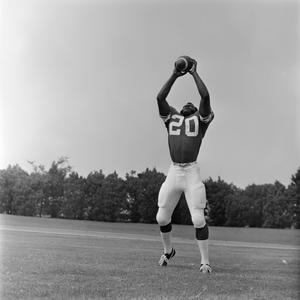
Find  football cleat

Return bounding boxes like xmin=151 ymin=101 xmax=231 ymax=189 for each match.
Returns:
xmin=200 ymin=263 xmax=212 ymax=273
xmin=158 ymin=248 xmax=176 ymax=266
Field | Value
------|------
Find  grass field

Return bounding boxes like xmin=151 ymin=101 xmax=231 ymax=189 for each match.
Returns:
xmin=0 ymin=215 xmax=299 ymax=299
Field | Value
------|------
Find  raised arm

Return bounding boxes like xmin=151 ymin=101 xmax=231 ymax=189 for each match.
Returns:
xmin=157 ymin=67 xmax=186 ymax=117
xmin=189 ymin=60 xmax=211 ymax=118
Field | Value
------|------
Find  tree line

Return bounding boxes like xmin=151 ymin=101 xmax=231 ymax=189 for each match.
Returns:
xmin=0 ymin=157 xmax=299 ymax=229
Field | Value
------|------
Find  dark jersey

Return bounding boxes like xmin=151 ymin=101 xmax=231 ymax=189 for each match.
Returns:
xmin=161 ymin=106 xmax=214 ymax=163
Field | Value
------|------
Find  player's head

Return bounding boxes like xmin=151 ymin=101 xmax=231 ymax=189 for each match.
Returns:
xmin=180 ymin=102 xmax=197 ymax=117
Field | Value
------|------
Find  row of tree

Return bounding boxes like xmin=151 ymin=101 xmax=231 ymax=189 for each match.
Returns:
xmin=0 ymin=157 xmax=299 ymax=228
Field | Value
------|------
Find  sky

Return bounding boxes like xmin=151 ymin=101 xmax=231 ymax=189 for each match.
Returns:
xmin=1 ymin=0 xmax=299 ymax=188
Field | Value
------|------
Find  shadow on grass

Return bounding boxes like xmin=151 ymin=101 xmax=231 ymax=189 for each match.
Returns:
xmin=166 ymin=264 xmax=196 ymax=270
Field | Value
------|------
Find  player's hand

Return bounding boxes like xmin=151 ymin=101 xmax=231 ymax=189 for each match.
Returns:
xmin=189 ymin=59 xmax=197 ymax=74
xmin=173 ymin=67 xmax=187 ymax=78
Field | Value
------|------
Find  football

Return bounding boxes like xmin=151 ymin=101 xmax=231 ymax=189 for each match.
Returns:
xmin=174 ymin=56 xmax=194 ymax=73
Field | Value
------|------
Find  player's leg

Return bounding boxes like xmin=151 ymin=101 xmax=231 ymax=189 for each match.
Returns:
xmin=156 ymin=170 xmax=182 ymax=266
xmin=185 ymin=168 xmax=211 ymax=273
xmin=194 ymin=210 xmax=211 ymax=273
xmin=156 ymin=182 xmax=181 ymax=254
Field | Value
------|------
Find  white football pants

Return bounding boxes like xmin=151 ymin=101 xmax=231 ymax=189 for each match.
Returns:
xmin=156 ymin=162 xmax=207 ymax=228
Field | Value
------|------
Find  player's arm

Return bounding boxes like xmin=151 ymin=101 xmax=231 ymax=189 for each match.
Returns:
xmin=157 ymin=67 xmax=187 ymax=117
xmin=189 ymin=60 xmax=212 ymax=119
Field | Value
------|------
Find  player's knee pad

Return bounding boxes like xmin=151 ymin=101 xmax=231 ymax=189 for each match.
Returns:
xmin=156 ymin=208 xmax=171 ymax=227
xmin=195 ymin=224 xmax=209 ymax=240
xmin=160 ymin=222 xmax=172 ymax=233
xmin=191 ymin=210 xmax=205 ymax=228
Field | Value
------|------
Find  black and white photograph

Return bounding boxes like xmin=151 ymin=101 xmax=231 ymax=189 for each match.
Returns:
xmin=1 ymin=0 xmax=299 ymax=299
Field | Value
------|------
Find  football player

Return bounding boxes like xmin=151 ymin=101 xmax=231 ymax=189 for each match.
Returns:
xmin=156 ymin=58 xmax=214 ymax=273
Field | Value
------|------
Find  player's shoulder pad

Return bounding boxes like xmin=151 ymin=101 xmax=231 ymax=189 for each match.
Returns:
xmin=160 ymin=106 xmax=178 ymax=123
xmin=199 ymin=110 xmax=214 ymax=124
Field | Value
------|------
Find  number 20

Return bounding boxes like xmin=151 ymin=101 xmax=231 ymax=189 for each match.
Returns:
xmin=169 ymin=115 xmax=199 ymax=136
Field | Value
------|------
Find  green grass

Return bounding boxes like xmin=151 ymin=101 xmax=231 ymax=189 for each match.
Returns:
xmin=1 ymin=215 xmax=299 ymax=299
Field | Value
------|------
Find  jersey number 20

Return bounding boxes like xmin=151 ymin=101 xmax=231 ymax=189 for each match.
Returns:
xmin=169 ymin=115 xmax=199 ymax=137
